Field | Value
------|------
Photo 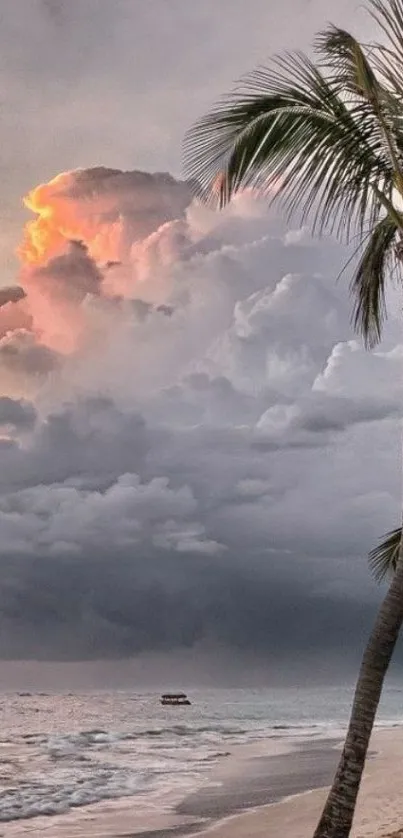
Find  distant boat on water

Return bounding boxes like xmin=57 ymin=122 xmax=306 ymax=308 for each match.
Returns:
xmin=160 ymin=692 xmax=191 ymax=706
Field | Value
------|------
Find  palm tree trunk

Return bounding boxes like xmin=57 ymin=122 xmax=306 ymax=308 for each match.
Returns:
xmin=313 ymin=535 xmax=403 ymax=838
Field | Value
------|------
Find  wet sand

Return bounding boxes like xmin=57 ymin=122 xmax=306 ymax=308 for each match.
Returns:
xmin=182 ymin=729 xmax=403 ymax=838
xmin=176 ymin=739 xmax=339 ymax=821
xmin=123 ymin=737 xmax=341 ymax=838
xmin=126 ymin=729 xmax=403 ymax=838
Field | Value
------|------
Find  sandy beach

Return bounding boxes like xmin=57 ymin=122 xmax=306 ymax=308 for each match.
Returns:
xmin=6 ymin=727 xmax=403 ymax=838
xmin=189 ymin=728 xmax=403 ymax=838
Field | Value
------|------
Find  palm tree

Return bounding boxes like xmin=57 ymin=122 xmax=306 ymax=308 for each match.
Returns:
xmin=369 ymin=526 xmax=402 ymax=581
xmin=184 ymin=2 xmax=403 ymax=836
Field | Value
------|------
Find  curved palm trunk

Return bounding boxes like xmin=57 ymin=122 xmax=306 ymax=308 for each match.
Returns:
xmin=313 ymin=536 xmax=403 ymax=838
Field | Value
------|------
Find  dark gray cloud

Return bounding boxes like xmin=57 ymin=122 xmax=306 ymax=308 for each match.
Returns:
xmin=0 ymin=397 xmax=36 ymax=432
xmin=0 ymin=384 xmax=396 ymax=667
xmin=0 ymin=167 xmax=399 ymax=675
xmin=0 ymin=549 xmax=378 ymax=671
xmin=0 ymin=287 xmax=25 ymax=307
xmin=0 ymin=397 xmax=149 ymax=492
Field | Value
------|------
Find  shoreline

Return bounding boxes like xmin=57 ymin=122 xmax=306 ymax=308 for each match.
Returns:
xmin=128 ymin=727 xmax=403 ymax=838
xmin=181 ymin=728 xmax=403 ymax=838
xmin=3 ymin=732 xmax=340 ymax=838
xmin=4 ymin=727 xmax=403 ymax=838
xmin=176 ymin=737 xmax=340 ymax=823
xmin=119 ymin=736 xmax=342 ymax=838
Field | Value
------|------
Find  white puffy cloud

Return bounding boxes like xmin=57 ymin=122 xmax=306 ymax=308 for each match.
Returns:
xmin=314 ymin=340 xmax=403 ymax=405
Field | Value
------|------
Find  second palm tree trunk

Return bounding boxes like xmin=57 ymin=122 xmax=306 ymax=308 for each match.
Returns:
xmin=313 ymin=535 xmax=403 ymax=838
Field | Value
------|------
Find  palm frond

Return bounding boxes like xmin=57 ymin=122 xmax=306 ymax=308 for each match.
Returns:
xmin=183 ymin=51 xmax=394 ymax=243
xmin=369 ymin=0 xmax=403 ymax=70
xmin=350 ymin=215 xmax=399 ymax=346
xmin=315 ymin=25 xmax=379 ymax=101
xmin=366 ymin=2 xmax=403 ymax=172
xmin=316 ymin=25 xmax=403 ymax=198
xmin=368 ymin=527 xmax=402 ymax=582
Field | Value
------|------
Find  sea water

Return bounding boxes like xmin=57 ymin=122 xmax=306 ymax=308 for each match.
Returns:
xmin=0 ymin=683 xmax=402 ymax=827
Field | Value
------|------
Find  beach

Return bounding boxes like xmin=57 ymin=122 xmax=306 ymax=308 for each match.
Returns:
xmin=5 ymin=728 xmax=403 ymax=838
xmin=178 ymin=728 xmax=403 ymax=838
xmin=3 ymin=688 xmax=403 ymax=838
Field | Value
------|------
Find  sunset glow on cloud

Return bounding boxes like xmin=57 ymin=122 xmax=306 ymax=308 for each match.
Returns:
xmin=22 ymin=174 xmax=75 ymax=266
xmin=20 ymin=168 xmax=193 ymax=267
xmin=4 ymin=168 xmax=193 ymax=358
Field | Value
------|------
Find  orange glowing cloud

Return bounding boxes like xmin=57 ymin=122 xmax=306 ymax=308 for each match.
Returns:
xmin=20 ymin=168 xmax=194 ymax=269
xmin=22 ymin=186 xmax=66 ymax=265
xmin=9 ymin=167 xmax=195 ymax=358
xmin=20 ymin=171 xmax=110 ymax=266
xmin=0 ymin=167 xmax=196 ymax=398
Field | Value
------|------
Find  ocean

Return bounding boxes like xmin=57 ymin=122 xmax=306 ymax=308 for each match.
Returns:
xmin=1 ymin=683 xmax=403 ymax=833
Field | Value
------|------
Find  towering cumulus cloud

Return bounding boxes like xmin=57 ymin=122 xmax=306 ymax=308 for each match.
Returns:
xmin=5 ymin=168 xmax=193 ymax=357
xmin=0 ymin=166 xmax=399 ymax=675
xmin=21 ymin=168 xmax=194 ymax=266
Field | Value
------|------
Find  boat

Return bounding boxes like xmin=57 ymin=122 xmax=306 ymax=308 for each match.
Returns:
xmin=160 ymin=692 xmax=191 ymax=706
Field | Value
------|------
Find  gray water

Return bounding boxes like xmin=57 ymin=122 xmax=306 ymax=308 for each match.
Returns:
xmin=0 ymin=683 xmax=402 ymax=824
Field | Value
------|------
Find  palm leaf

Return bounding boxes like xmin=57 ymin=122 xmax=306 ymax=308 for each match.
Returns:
xmin=184 ymin=50 xmax=395 ymax=245
xmin=315 ymin=26 xmax=403 ymax=177
xmin=350 ymin=215 xmax=399 ymax=347
xmin=368 ymin=527 xmax=402 ymax=582
xmin=315 ymin=25 xmax=379 ymax=101
xmin=367 ymin=1 xmax=403 ymax=173
xmin=369 ymin=0 xmax=403 ymax=71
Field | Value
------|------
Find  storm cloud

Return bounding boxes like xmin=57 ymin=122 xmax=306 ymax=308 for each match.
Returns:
xmin=0 ymin=2 xmax=400 ymax=679
xmin=0 ymin=164 xmax=397 ymax=675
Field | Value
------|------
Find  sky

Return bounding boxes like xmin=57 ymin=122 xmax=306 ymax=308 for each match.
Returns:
xmin=0 ymin=0 xmax=400 ymax=687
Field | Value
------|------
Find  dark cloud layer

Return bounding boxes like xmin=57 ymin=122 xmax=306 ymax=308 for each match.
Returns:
xmin=0 ymin=165 xmax=399 ymax=679
xmin=0 ymin=550 xmax=378 ymax=670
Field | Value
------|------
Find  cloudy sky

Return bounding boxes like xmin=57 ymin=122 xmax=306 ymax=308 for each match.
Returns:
xmin=0 ymin=0 xmax=400 ymax=685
